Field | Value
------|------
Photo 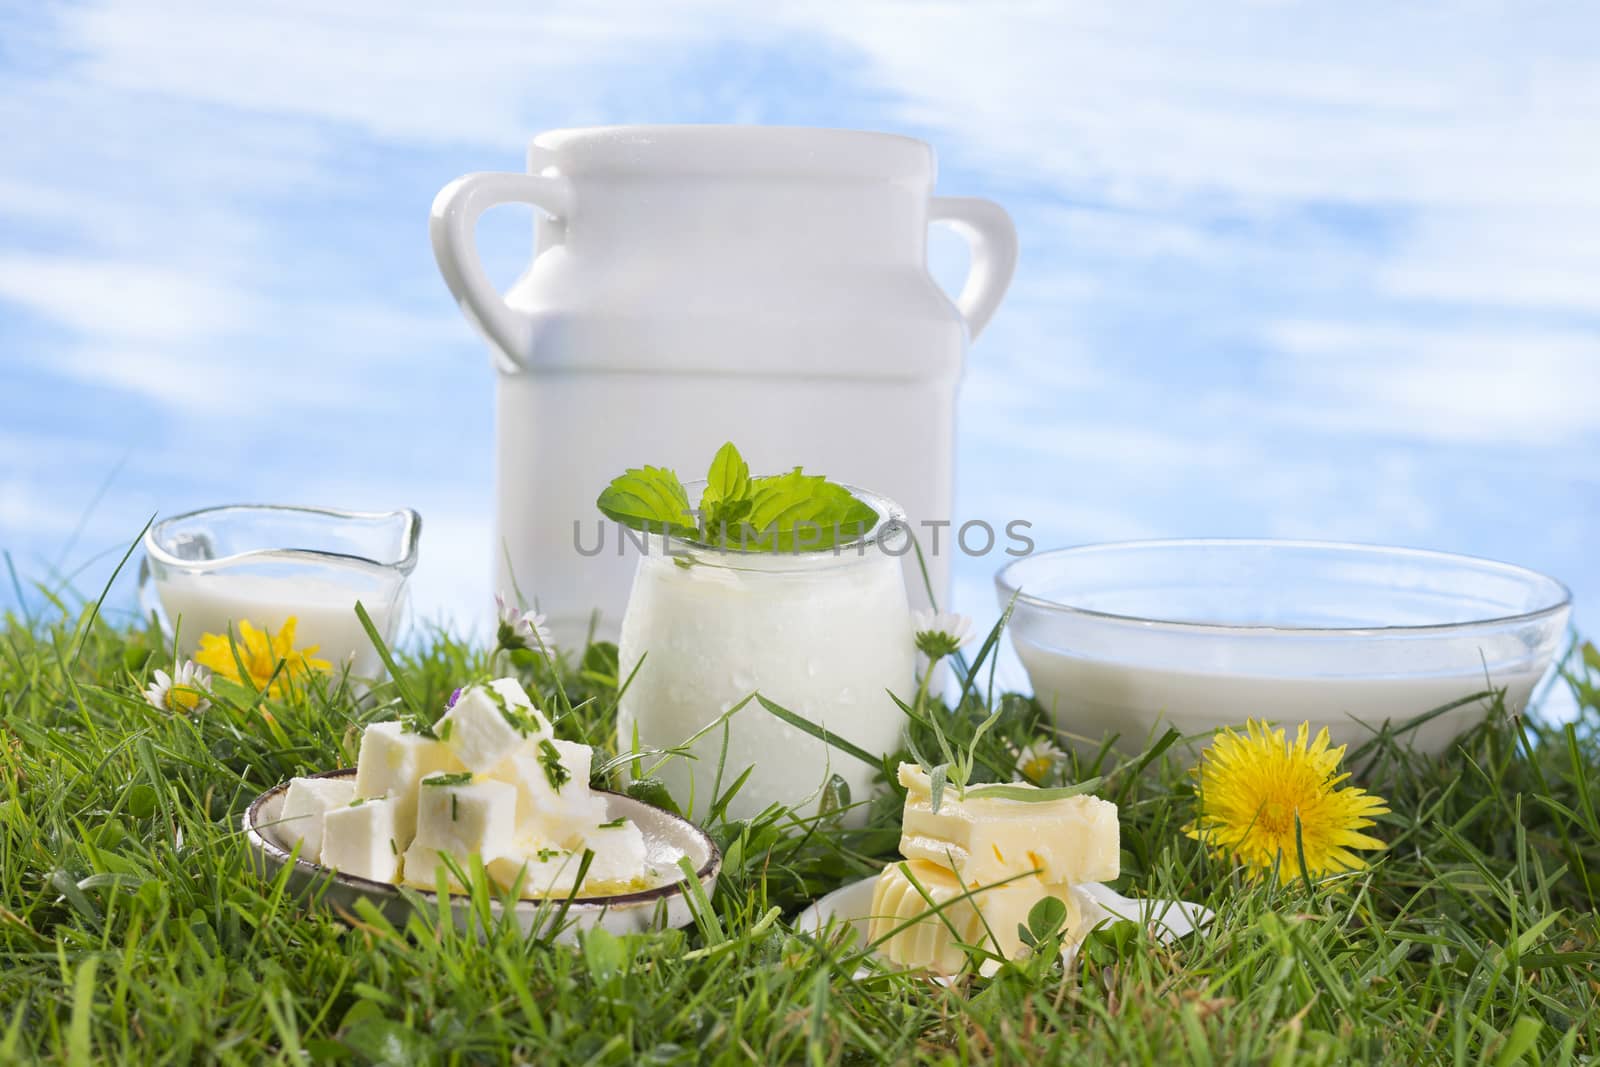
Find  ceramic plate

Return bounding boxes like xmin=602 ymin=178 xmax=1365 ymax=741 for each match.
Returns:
xmin=244 ymin=769 xmax=719 ymax=942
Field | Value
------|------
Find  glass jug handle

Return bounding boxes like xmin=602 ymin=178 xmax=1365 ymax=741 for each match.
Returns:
xmin=430 ymin=172 xmax=574 ymax=370
xmin=928 ymin=197 xmax=1019 ymax=340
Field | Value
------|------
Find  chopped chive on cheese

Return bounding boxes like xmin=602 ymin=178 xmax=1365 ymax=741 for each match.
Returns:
xmin=436 ymin=682 xmax=550 ymax=773
xmin=537 ymin=739 xmax=571 ymax=792
xmin=423 ymin=771 xmax=474 ymax=788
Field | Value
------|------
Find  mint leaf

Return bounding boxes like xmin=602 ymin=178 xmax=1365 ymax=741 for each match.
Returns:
xmin=597 ymin=444 xmax=880 ymax=553
xmin=699 ymin=441 xmax=754 ymax=540
xmin=597 ymin=466 xmax=699 ymax=539
xmin=725 ymin=468 xmax=879 ymax=552
xmin=702 ymin=441 xmax=750 ymax=510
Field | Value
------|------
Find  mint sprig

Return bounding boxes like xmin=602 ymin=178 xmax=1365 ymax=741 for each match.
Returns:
xmin=596 ymin=442 xmax=880 ymax=553
xmin=596 ymin=466 xmax=700 ymax=540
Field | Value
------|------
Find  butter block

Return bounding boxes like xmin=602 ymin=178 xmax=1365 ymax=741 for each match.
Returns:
xmin=437 ymin=679 xmax=552 ymax=774
xmin=321 ymin=796 xmax=402 ymax=883
xmin=897 ymin=764 xmax=1120 ymax=887
xmin=413 ymin=773 xmax=518 ymax=858
xmin=278 ymin=776 xmax=355 ymax=863
xmin=867 ymin=859 xmax=1078 ymax=975
xmin=352 ymin=720 xmax=462 ymax=847
xmin=493 ymin=738 xmax=608 ymax=847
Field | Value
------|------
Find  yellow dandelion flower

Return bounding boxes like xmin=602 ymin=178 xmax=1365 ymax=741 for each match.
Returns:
xmin=195 ymin=617 xmax=330 ymax=696
xmin=1184 ymin=719 xmax=1389 ymax=883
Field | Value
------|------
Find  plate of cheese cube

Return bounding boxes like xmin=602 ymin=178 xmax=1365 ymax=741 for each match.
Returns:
xmin=796 ymin=763 xmax=1211 ymax=976
xmin=243 ymin=677 xmax=719 ymax=940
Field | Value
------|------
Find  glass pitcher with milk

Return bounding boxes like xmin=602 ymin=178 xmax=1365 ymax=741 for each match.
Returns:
xmin=140 ymin=505 xmax=419 ymax=679
xmin=430 ymin=126 xmax=1016 ymax=639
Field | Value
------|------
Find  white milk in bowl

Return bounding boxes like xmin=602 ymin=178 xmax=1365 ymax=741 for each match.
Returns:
xmin=999 ymin=540 xmax=1571 ymax=757
xmin=141 ymin=505 xmax=419 ymax=681
xmin=1013 ymin=644 xmax=1548 ymax=755
xmin=617 ymin=492 xmax=915 ymax=823
xmin=154 ymin=571 xmax=402 ymax=678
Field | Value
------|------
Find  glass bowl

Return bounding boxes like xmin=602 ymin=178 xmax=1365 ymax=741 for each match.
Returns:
xmin=140 ymin=504 xmax=421 ymax=679
xmin=995 ymin=539 xmax=1571 ymax=755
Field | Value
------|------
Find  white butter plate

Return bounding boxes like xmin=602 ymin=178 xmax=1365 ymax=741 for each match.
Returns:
xmin=795 ymin=875 xmax=1212 ymax=974
xmin=244 ymin=768 xmax=719 ymax=942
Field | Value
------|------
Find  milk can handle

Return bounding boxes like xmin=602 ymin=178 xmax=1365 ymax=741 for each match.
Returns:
xmin=928 ymin=197 xmax=1018 ymax=340
xmin=430 ymin=171 xmax=573 ymax=367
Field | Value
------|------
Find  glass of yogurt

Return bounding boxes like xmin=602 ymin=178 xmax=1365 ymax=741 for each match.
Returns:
xmin=140 ymin=504 xmax=420 ymax=679
xmin=616 ymin=484 xmax=915 ymax=823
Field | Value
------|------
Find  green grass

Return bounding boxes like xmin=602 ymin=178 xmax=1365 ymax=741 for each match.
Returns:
xmin=1 ymin=582 xmax=1598 ymax=1065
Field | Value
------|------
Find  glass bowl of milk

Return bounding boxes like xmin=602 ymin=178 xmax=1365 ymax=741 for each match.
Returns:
xmin=616 ymin=484 xmax=915 ymax=823
xmin=997 ymin=539 xmax=1571 ymax=756
xmin=140 ymin=505 xmax=421 ymax=679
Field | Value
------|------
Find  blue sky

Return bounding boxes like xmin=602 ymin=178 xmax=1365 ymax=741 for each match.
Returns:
xmin=1 ymin=2 xmax=1597 ymax=676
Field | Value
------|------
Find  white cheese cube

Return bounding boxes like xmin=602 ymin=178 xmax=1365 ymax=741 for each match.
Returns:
xmin=485 ymin=846 xmax=584 ymax=898
xmin=413 ymin=774 xmax=518 ymax=860
xmin=897 ymin=763 xmax=1120 ymax=888
xmin=401 ymin=841 xmax=490 ymax=892
xmin=278 ymin=776 xmax=355 ymax=863
xmin=352 ymin=720 xmax=462 ymax=847
xmin=574 ymin=820 xmax=650 ymax=888
xmin=436 ymin=681 xmax=552 ymax=774
xmin=494 ymin=738 xmax=606 ymax=846
xmin=488 ymin=677 xmax=543 ymax=717
xmin=321 ymin=797 xmax=401 ymax=883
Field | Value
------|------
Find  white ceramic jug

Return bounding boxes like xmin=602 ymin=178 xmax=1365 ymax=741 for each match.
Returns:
xmin=431 ymin=126 xmax=1016 ymax=639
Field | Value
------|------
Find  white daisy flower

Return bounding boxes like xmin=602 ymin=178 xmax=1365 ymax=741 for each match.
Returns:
xmin=1014 ymin=738 xmax=1065 ymax=784
xmin=495 ymin=592 xmax=555 ymax=652
xmin=912 ymin=609 xmax=975 ymax=660
xmin=144 ymin=660 xmax=211 ymax=715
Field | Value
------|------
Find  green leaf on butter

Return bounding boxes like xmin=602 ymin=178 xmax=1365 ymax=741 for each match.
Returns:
xmin=961 ymin=777 xmax=1105 ymax=803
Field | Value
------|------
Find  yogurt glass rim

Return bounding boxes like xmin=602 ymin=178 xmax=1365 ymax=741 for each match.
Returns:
xmin=995 ymin=538 xmax=1572 ymax=638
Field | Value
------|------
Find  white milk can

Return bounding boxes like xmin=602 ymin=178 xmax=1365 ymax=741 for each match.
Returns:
xmin=430 ymin=126 xmax=1016 ymax=639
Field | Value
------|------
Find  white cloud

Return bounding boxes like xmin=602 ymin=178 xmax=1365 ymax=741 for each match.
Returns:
xmin=1263 ymin=320 xmax=1600 ymax=446
xmin=54 ymin=1 xmax=717 ymax=149
xmin=1377 ymin=208 xmax=1600 ymax=316
xmin=0 ymin=479 xmax=86 ymax=538
xmin=0 ymin=254 xmax=257 ymax=343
